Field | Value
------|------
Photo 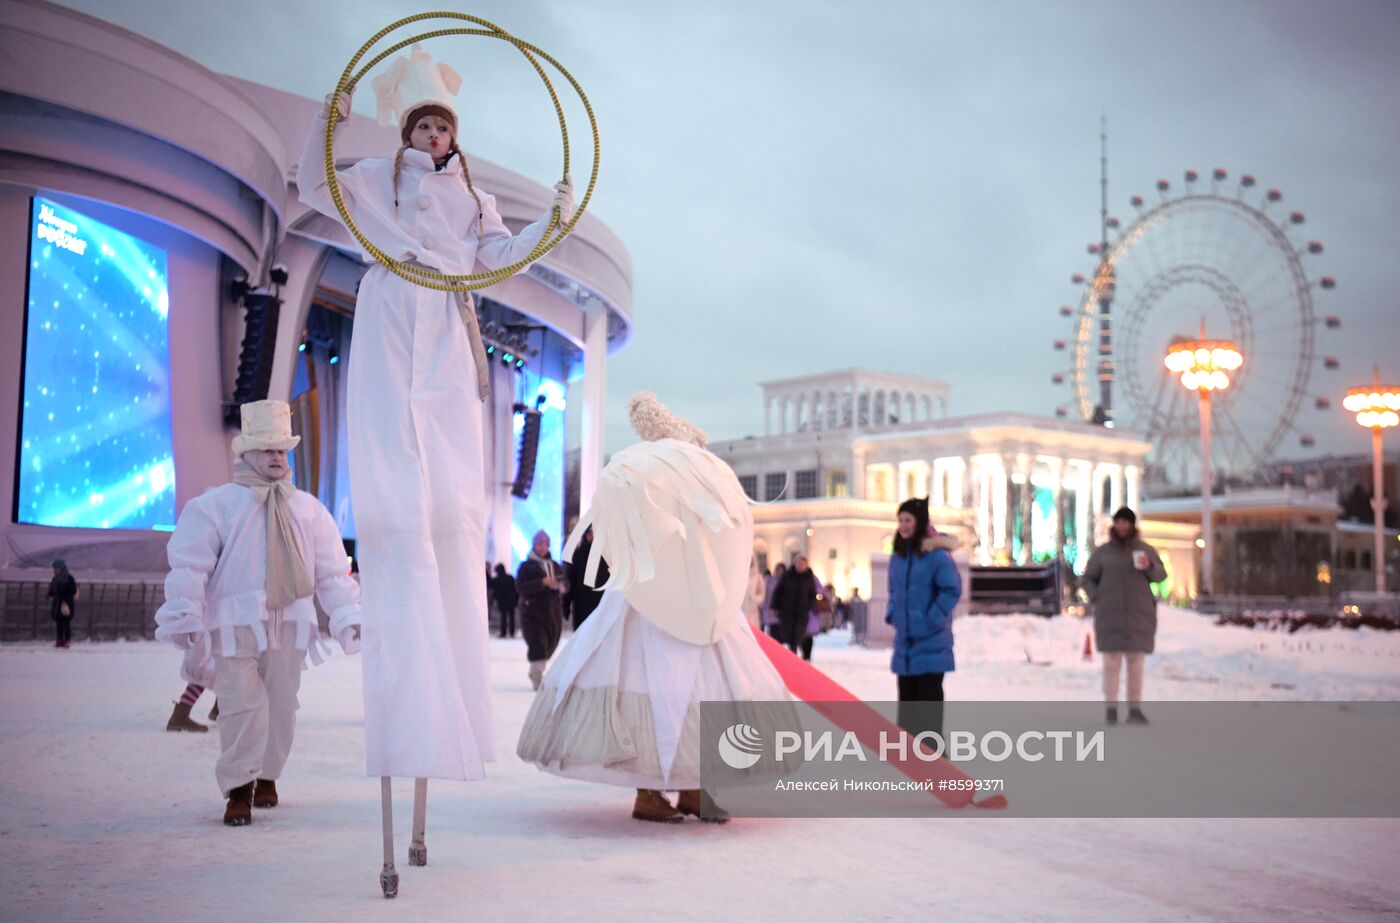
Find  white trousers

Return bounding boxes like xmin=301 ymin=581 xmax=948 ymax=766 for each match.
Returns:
xmin=213 ymin=623 xmax=303 ymax=796
xmin=1102 ymin=651 xmax=1145 ymax=705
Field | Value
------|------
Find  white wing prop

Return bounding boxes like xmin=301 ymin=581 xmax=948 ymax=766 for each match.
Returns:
xmin=565 ymin=438 xmax=752 ymax=646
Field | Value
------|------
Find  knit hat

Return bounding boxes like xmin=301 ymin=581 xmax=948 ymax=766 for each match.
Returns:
xmin=1111 ymin=506 xmax=1137 ymax=525
xmin=532 ymin=529 xmax=551 ymax=548
xmin=52 ymin=559 xmax=67 ymax=570
xmin=231 ymin=400 xmax=300 ymax=455
xmin=371 ymin=43 xmax=462 ymax=132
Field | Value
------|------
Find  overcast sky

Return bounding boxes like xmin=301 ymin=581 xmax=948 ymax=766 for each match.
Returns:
xmin=57 ymin=0 xmax=1400 ymax=457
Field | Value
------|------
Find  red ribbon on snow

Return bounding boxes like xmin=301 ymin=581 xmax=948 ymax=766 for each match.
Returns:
xmin=750 ymin=623 xmax=1007 ymax=810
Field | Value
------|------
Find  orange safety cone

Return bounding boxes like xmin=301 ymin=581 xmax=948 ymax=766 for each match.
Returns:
xmin=1082 ymin=631 xmax=1093 ymax=661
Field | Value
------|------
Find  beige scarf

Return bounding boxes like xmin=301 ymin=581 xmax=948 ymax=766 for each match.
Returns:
xmin=233 ymin=462 xmax=314 ymax=612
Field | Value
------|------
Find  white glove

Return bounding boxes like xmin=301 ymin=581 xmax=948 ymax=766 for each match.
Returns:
xmin=323 ymin=90 xmax=352 ymax=123
xmin=551 ymin=175 xmax=575 ymax=224
xmin=337 ymin=624 xmax=361 ymax=655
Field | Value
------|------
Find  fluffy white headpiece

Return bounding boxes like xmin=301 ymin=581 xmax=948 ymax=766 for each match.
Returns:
xmin=371 ymin=43 xmax=463 ymax=131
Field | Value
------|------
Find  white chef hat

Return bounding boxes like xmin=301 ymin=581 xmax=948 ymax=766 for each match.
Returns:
xmin=370 ymin=43 xmax=463 ymax=132
xmin=565 ymin=394 xmax=750 ymax=646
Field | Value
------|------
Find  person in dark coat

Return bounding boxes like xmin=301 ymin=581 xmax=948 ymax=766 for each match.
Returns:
xmin=886 ymin=498 xmax=960 ymax=751
xmin=47 ymin=559 xmax=78 ymax=648
xmin=517 ymin=530 xmax=566 ymax=690
xmin=568 ymin=526 xmax=608 ymax=630
xmin=769 ymin=555 xmax=818 ymax=655
xmin=1080 ymin=506 xmax=1167 ymax=725
xmin=492 ymin=563 xmax=519 ymax=639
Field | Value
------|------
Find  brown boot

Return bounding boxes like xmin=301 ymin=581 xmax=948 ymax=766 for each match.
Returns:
xmin=207 ymin=700 xmax=219 ymax=722
xmin=165 ymin=702 xmax=208 ymax=733
xmin=631 ymin=789 xmax=683 ymax=823
xmin=676 ymin=789 xmax=730 ymax=824
xmin=253 ymin=779 xmax=278 ymax=808
xmin=223 ymin=783 xmax=253 ymax=826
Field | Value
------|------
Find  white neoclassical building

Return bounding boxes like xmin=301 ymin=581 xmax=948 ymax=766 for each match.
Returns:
xmin=713 ymin=369 xmax=1196 ymax=599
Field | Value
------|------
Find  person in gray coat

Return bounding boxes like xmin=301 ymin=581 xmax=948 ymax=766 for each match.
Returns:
xmin=1080 ymin=507 xmax=1167 ymax=725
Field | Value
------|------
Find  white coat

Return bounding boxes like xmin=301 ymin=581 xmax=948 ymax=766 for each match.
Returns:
xmin=153 ymin=483 xmax=362 ymax=686
xmin=297 ymin=113 xmax=553 ymax=780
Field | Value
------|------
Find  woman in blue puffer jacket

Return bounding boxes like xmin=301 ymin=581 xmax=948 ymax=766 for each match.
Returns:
xmin=886 ymin=498 xmax=961 ymax=746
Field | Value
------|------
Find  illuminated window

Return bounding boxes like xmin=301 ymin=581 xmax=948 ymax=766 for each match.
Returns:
xmin=826 ymin=468 xmax=849 ymax=498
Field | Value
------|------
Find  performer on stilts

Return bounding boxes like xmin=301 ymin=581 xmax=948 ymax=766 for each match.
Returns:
xmin=154 ymin=400 xmax=363 ymax=825
xmin=517 ymin=394 xmax=794 ymax=823
xmin=297 ymin=43 xmax=574 ymax=895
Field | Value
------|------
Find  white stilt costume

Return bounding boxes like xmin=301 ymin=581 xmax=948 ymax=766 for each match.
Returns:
xmin=517 ymin=394 xmax=793 ymax=793
xmin=296 ymin=44 xmax=573 ymax=894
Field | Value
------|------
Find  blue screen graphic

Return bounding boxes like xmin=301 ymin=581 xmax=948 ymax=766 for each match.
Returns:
xmin=16 ymin=197 xmax=175 ymax=530
xmin=510 ymin=373 xmax=567 ymax=567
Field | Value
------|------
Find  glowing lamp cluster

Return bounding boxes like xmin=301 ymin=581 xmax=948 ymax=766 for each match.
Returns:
xmin=1164 ymin=339 xmax=1244 ymax=392
xmin=1343 ymin=385 xmax=1400 ymax=429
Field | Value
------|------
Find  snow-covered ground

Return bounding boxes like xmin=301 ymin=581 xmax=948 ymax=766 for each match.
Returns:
xmin=3 ymin=607 xmax=1399 ymax=922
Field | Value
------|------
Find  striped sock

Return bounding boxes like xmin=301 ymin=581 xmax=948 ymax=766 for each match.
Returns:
xmin=179 ymin=684 xmax=204 ymax=707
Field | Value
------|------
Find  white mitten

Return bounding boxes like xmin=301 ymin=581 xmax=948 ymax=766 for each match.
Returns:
xmin=337 ymin=624 xmax=362 ymax=655
xmin=551 ymin=175 xmax=575 ymax=224
xmin=323 ymin=90 xmax=353 ymax=123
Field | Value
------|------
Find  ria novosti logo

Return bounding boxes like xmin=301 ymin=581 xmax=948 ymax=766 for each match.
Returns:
xmin=717 ymin=723 xmax=765 ymax=769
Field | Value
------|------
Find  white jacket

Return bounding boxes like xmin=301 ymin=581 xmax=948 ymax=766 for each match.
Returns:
xmin=154 ymin=483 xmax=362 ymax=684
xmin=297 ymin=113 xmax=554 ymax=276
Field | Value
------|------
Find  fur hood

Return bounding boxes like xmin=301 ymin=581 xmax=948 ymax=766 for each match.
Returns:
xmin=923 ymin=532 xmax=960 ymax=554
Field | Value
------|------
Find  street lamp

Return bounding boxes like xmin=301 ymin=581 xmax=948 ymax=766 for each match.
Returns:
xmin=1342 ymin=367 xmax=1400 ymax=593
xmin=1165 ymin=330 xmax=1244 ymax=598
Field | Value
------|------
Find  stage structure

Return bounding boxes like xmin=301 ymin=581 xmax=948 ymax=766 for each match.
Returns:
xmin=0 ymin=0 xmax=633 ymax=582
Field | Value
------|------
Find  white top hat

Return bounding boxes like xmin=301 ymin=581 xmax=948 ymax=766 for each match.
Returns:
xmin=371 ymin=43 xmax=463 ymax=131
xmin=231 ymin=400 xmax=301 ymax=455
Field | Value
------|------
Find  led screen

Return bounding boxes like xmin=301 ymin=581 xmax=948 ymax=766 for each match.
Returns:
xmin=16 ymin=196 xmax=175 ymax=529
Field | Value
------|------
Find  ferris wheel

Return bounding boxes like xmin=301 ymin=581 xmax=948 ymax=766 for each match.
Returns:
xmin=1051 ymin=169 xmax=1342 ymax=490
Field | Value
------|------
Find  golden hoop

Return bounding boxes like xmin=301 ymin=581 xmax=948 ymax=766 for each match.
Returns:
xmin=324 ymin=12 xmax=600 ymax=292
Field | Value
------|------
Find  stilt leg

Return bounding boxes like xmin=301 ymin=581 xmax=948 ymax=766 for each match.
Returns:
xmin=409 ymin=777 xmax=428 ymax=866
xmin=380 ymin=777 xmax=399 ymax=899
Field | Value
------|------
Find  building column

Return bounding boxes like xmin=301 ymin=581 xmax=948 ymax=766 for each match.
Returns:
xmin=1109 ymin=463 xmax=1125 ymax=513
xmin=579 ymin=303 xmax=608 ymax=511
xmin=1090 ymin=464 xmax=1106 ymax=521
xmin=972 ymin=459 xmax=990 ymax=564
xmin=1074 ymin=461 xmax=1093 ymax=570
xmin=1125 ymin=463 xmax=1141 ymax=511
xmin=998 ymin=453 xmax=1016 ymax=563
xmin=1017 ymin=454 xmax=1034 ymax=565
xmin=1047 ymin=457 xmax=1065 ymax=564
xmin=266 ymin=236 xmax=331 ymax=402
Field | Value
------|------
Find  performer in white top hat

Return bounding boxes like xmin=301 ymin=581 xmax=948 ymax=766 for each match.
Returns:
xmin=154 ymin=399 xmax=362 ymax=826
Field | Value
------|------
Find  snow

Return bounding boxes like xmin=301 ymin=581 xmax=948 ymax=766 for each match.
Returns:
xmin=3 ymin=606 xmax=1399 ymax=921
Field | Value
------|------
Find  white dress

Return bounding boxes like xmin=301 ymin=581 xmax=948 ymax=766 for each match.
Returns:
xmin=516 ymin=591 xmax=792 ymax=790
xmin=298 ymin=114 xmax=552 ymax=780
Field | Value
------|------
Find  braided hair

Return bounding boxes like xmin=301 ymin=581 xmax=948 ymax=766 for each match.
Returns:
xmin=394 ymin=105 xmax=484 ymax=233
